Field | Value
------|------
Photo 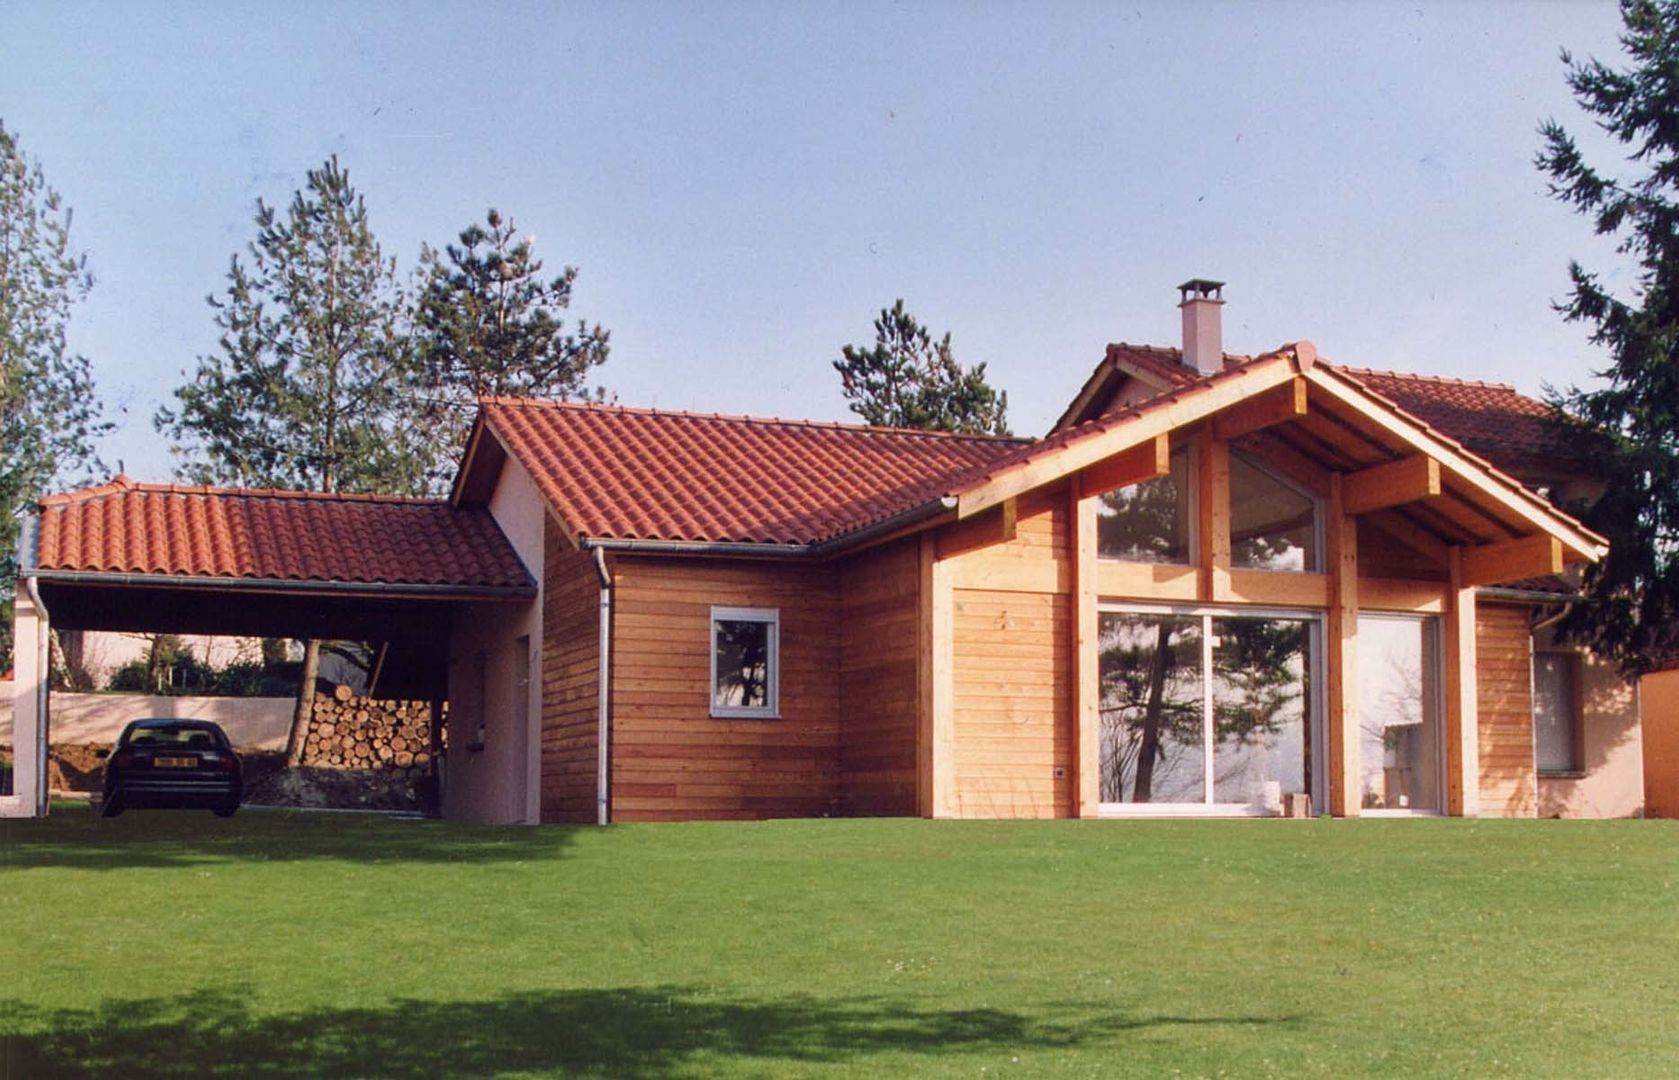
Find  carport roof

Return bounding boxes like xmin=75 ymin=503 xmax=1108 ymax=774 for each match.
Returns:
xmin=26 ymin=476 xmax=534 ymax=597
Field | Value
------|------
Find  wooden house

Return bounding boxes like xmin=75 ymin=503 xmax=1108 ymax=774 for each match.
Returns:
xmin=8 ymin=281 xmax=1645 ymax=823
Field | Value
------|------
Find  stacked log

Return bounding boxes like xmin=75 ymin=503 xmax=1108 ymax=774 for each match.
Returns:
xmin=300 ymin=686 xmax=437 ymax=777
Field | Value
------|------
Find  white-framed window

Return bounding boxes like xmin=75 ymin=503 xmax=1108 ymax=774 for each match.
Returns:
xmin=1229 ymin=451 xmax=1322 ymax=572
xmin=710 ymin=606 xmax=780 ymax=718
xmin=1096 ymin=444 xmax=1196 ymax=565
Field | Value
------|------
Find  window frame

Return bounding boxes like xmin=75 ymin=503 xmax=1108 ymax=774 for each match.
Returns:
xmin=1355 ymin=613 xmax=1447 ymax=817
xmin=1094 ymin=601 xmax=1326 ymax=817
xmin=1094 ymin=442 xmax=1199 ymax=567
xmin=709 ymin=606 xmax=781 ymax=719
xmin=1532 ymin=649 xmax=1585 ymax=777
xmin=1227 ymin=449 xmax=1324 ymax=574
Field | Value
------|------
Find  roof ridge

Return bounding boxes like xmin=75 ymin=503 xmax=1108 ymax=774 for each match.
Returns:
xmin=480 ymin=395 xmax=1034 ymax=444
xmin=1332 ymin=363 xmax=1519 ymax=392
xmin=1107 ymin=342 xmax=1258 ymax=363
xmin=39 ymin=480 xmax=448 ymax=508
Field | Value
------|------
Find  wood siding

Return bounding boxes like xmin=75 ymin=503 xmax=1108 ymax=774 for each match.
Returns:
xmin=1643 ymin=669 xmax=1679 ymax=819
xmin=837 ymin=538 xmax=921 ymax=815
xmin=539 ymin=524 xmax=601 ymax=823
xmin=608 ymin=556 xmax=841 ymax=821
xmin=944 ymin=488 xmax=1074 ymax=818
xmin=1476 ymin=601 xmax=1536 ymax=817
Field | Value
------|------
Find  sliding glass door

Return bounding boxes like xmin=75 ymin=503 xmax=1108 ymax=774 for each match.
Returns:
xmin=1099 ymin=608 xmax=1317 ymax=815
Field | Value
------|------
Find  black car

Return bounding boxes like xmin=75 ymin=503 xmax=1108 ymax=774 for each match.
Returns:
xmin=99 ymin=719 xmax=242 ymax=818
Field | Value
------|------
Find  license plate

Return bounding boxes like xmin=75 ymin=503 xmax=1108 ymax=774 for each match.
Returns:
xmin=153 ymin=756 xmax=196 ymax=769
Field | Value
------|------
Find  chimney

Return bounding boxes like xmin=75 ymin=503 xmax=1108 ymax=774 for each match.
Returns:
xmin=1178 ymin=278 xmax=1225 ymax=376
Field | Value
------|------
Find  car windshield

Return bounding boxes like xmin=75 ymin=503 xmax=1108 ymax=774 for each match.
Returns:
xmin=124 ymin=726 xmax=225 ymax=750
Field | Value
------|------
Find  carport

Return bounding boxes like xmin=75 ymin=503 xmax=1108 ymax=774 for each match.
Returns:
xmin=4 ymin=477 xmax=536 ymax=819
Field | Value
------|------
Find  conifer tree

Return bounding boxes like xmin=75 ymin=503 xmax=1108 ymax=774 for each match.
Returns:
xmin=834 ymin=300 xmax=1010 ymax=435
xmin=412 ymin=208 xmax=609 ymax=483
xmin=1539 ymin=0 xmax=1679 ymax=672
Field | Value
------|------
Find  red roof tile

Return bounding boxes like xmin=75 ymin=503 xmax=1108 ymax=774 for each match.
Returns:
xmin=479 ymin=400 xmax=1029 ymax=546
xmin=32 ymin=477 xmax=532 ymax=591
xmin=1332 ymin=366 xmax=1574 ymax=463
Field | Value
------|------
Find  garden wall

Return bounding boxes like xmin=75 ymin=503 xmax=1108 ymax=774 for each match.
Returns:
xmin=0 ymin=692 xmax=294 ymax=748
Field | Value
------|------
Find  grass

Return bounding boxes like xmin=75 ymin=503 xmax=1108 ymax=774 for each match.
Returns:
xmin=3 ymin=808 xmax=1678 ymax=1078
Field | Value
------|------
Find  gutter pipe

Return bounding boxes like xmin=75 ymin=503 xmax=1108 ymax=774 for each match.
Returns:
xmin=592 ymin=546 xmax=612 ymax=826
xmin=27 ymin=569 xmax=536 ymax=601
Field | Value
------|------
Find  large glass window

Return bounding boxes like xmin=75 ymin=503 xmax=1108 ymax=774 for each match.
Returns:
xmin=1096 ymin=446 xmax=1193 ymax=564
xmin=1356 ymin=615 xmax=1442 ymax=812
xmin=1534 ymin=652 xmax=1581 ymax=774
xmin=710 ymin=607 xmax=779 ymax=718
xmin=1099 ymin=609 xmax=1315 ymax=812
xmin=1230 ymin=453 xmax=1319 ymax=572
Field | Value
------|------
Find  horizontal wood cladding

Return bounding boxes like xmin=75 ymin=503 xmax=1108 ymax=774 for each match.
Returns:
xmin=837 ymin=538 xmax=920 ymax=816
xmin=540 ymin=524 xmax=600 ymax=823
xmin=1477 ymin=601 xmax=1536 ymax=817
xmin=1358 ymin=519 xmax=1450 ymax=582
xmin=942 ymin=487 xmax=1069 ymax=594
xmin=608 ymin=555 xmax=840 ymax=821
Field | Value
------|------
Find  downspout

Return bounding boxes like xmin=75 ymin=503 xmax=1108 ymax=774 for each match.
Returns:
xmin=592 ymin=546 xmax=613 ymax=826
xmin=24 ymin=575 xmax=50 ymax=818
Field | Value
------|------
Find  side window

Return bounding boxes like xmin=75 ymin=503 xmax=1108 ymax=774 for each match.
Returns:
xmin=1229 ymin=452 xmax=1320 ymax=572
xmin=1096 ymin=445 xmax=1194 ymax=564
xmin=710 ymin=607 xmax=780 ymax=718
xmin=1533 ymin=652 xmax=1581 ymax=774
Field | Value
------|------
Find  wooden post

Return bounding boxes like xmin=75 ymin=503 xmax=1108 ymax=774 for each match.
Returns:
xmin=1325 ymin=474 xmax=1361 ymax=817
xmin=917 ymin=533 xmax=955 ymax=817
xmin=1197 ymin=426 xmax=1231 ymax=603
xmin=1070 ymin=481 xmax=1100 ymax=817
xmin=1444 ymin=548 xmax=1481 ymax=817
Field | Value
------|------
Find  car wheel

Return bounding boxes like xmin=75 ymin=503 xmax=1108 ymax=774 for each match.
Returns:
xmin=100 ymin=796 xmax=124 ymax=818
xmin=212 ymin=802 xmax=238 ymax=818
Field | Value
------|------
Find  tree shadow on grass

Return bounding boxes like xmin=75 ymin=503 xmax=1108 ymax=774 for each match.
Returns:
xmin=0 ymin=805 xmax=581 ymax=871
xmin=0 ymin=986 xmax=1304 ymax=1079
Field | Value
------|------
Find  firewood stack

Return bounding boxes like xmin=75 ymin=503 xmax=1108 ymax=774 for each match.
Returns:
xmin=300 ymin=684 xmax=436 ymax=776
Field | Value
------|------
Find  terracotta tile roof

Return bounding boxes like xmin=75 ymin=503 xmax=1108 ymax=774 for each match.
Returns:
xmin=1081 ymin=343 xmax=1578 ymax=467
xmin=478 ymin=399 xmax=1029 ymax=545
xmin=1332 ymin=366 xmax=1575 ymax=463
xmin=31 ymin=476 xmax=532 ymax=592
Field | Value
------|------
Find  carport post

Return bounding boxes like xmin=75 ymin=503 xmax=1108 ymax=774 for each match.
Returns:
xmin=3 ymin=574 xmax=48 ymax=818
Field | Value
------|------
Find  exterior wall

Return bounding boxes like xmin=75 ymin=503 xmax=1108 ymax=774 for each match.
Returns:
xmin=1535 ymin=628 xmax=1643 ymax=819
xmin=1 ymin=693 xmax=293 ymax=749
xmin=539 ymin=524 xmax=601 ymax=823
xmin=1475 ymin=602 xmax=1536 ymax=817
xmin=1643 ymin=669 xmax=1679 ymax=818
xmin=836 ymin=537 xmax=920 ymax=815
xmin=942 ymin=487 xmax=1074 ymax=818
xmin=445 ymin=457 xmax=545 ymax=824
xmin=608 ymin=555 xmax=841 ymax=821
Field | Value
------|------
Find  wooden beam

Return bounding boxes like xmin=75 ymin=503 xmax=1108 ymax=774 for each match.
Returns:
xmin=1325 ymin=473 xmax=1361 ymax=817
xmin=917 ymin=534 xmax=955 ymax=818
xmin=957 ymin=355 xmax=1301 ymax=518
xmin=1095 ymin=561 xmax=1199 ymax=601
xmin=1460 ymin=534 xmax=1564 ymax=587
xmin=999 ymin=497 xmax=1018 ymax=544
xmin=1212 ymin=377 xmax=1308 ymax=441
xmin=1304 ymin=367 xmax=1608 ymax=560
xmin=1071 ymin=488 xmax=1100 ymax=818
xmin=1197 ymin=427 xmax=1231 ymax=603
xmin=1221 ymin=569 xmax=1330 ymax=608
xmin=1359 ymin=577 xmax=1449 ymax=614
xmin=1078 ymin=434 xmax=1169 ymax=498
xmin=1443 ymin=548 xmax=1481 ymax=817
xmin=1343 ymin=455 xmax=1442 ymax=515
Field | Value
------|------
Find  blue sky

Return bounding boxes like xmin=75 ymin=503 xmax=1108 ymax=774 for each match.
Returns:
xmin=1 ymin=1 xmax=1631 ymax=481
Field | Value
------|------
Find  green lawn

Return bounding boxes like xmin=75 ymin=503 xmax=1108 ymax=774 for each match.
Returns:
xmin=3 ymin=808 xmax=1677 ymax=1078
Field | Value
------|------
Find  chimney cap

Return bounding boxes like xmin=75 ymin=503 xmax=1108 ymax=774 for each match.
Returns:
xmin=1177 ymin=279 xmax=1226 ymax=304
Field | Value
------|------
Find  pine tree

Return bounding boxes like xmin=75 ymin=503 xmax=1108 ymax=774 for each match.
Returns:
xmin=155 ymin=155 xmax=421 ymax=763
xmin=1 ymin=121 xmax=109 ymax=671
xmin=413 ymin=208 xmax=609 ymax=485
xmin=155 ymin=155 xmax=425 ymax=495
xmin=1538 ymin=0 xmax=1679 ymax=673
xmin=833 ymin=300 xmax=1010 ymax=435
